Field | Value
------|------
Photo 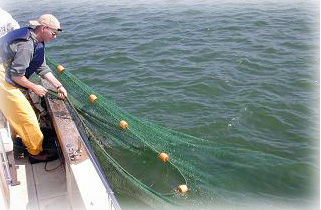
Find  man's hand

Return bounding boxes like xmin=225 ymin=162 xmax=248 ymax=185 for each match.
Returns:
xmin=43 ymin=72 xmax=67 ymax=99
xmin=31 ymin=84 xmax=48 ymax=97
xmin=12 ymin=75 xmax=47 ymax=97
xmin=57 ymin=86 xmax=67 ymax=99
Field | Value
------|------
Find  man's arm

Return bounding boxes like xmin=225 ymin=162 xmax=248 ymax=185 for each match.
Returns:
xmin=43 ymin=72 xmax=67 ymax=99
xmin=12 ymin=75 xmax=48 ymax=97
xmin=9 ymin=41 xmax=48 ymax=97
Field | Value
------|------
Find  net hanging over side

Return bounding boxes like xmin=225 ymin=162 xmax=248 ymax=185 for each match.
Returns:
xmin=45 ymin=56 xmax=302 ymax=209
xmin=46 ymin=56 xmax=212 ymax=209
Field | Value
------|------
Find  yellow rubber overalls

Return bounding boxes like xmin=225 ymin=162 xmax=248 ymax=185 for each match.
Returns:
xmin=0 ymin=63 xmax=43 ymax=155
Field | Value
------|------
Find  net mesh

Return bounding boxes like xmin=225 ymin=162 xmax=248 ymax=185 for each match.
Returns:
xmin=45 ymin=56 xmax=309 ymax=209
xmin=45 ymin=56 xmax=209 ymax=209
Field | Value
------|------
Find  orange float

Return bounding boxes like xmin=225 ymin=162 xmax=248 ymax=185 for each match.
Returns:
xmin=56 ymin=65 xmax=65 ymax=74
xmin=158 ymin=152 xmax=169 ymax=163
xmin=89 ymin=94 xmax=97 ymax=102
xmin=177 ymin=184 xmax=189 ymax=194
xmin=120 ymin=120 xmax=128 ymax=129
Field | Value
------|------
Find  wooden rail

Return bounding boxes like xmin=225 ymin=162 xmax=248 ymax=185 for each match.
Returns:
xmin=42 ymin=81 xmax=88 ymax=164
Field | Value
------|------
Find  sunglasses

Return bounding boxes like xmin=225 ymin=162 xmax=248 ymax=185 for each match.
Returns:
xmin=45 ymin=27 xmax=59 ymax=36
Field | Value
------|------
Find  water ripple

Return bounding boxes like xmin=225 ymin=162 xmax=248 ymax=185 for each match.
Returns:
xmin=3 ymin=0 xmax=319 ymax=207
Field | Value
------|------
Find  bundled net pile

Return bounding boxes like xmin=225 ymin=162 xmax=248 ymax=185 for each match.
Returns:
xmin=46 ymin=56 xmax=213 ymax=209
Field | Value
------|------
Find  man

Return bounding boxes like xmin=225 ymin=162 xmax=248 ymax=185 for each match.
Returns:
xmin=0 ymin=7 xmax=20 ymax=38
xmin=0 ymin=14 xmax=67 ymax=161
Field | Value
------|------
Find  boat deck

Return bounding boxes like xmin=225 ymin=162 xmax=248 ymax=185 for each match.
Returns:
xmin=9 ymin=158 xmax=71 ymax=210
xmin=1 ymin=80 xmax=121 ymax=210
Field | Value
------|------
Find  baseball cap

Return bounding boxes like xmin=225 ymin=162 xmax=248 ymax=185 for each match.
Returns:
xmin=29 ymin=14 xmax=62 ymax=31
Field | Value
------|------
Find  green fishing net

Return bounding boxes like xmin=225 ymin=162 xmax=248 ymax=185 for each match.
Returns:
xmin=44 ymin=55 xmax=317 ymax=210
xmin=45 ymin=56 xmax=207 ymax=209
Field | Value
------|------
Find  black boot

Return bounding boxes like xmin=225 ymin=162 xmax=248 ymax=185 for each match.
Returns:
xmin=29 ymin=151 xmax=59 ymax=164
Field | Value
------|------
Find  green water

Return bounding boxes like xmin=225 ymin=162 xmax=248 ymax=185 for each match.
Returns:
xmin=2 ymin=0 xmax=319 ymax=209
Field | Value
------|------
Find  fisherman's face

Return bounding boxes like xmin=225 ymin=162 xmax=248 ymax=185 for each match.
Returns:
xmin=41 ymin=26 xmax=58 ymax=42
